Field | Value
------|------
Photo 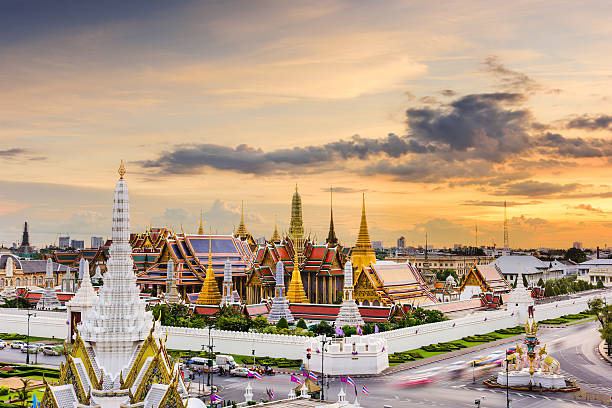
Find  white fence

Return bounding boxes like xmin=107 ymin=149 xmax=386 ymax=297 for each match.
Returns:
xmin=163 ymin=326 xmax=307 ymax=360
xmin=0 ymin=290 xmax=610 ymax=358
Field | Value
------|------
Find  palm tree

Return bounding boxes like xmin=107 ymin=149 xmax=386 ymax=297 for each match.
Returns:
xmin=16 ymin=378 xmax=31 ymax=408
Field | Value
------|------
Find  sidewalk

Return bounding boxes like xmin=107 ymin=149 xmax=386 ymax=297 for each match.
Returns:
xmin=597 ymin=340 xmax=612 ymax=366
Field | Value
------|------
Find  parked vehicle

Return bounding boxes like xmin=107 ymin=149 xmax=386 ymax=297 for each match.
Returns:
xmin=0 ymin=340 xmax=7 ymax=349
xmin=215 ymin=354 xmax=237 ymax=370
xmin=187 ymin=357 xmax=219 ymax=373
xmin=41 ymin=345 xmax=63 ymax=356
xmin=21 ymin=345 xmax=39 ymax=354
xmin=230 ymin=367 xmax=251 ymax=377
xmin=10 ymin=341 xmax=25 ymax=349
xmin=33 ymin=343 xmax=47 ymax=349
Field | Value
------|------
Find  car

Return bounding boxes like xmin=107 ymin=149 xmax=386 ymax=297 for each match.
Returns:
xmin=10 ymin=341 xmax=25 ymax=349
xmin=41 ymin=345 xmax=63 ymax=356
xmin=33 ymin=343 xmax=47 ymax=349
xmin=187 ymin=357 xmax=219 ymax=373
xmin=0 ymin=340 xmax=7 ymax=349
xmin=230 ymin=367 xmax=251 ymax=377
xmin=21 ymin=345 xmax=39 ymax=354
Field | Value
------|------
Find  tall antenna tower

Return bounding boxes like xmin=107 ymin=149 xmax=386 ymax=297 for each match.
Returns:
xmin=503 ymin=200 xmax=509 ymax=249
xmin=475 ymin=222 xmax=478 ymax=248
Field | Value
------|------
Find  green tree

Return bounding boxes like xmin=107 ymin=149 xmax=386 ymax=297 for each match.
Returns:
xmin=276 ymin=317 xmax=289 ymax=330
xmin=564 ymin=247 xmax=587 ymax=263
xmin=597 ymin=279 xmax=605 ymax=289
xmin=537 ymin=278 xmax=545 ymax=287
xmin=435 ymin=269 xmax=458 ymax=282
xmin=342 ymin=325 xmax=357 ymax=337
xmin=311 ymin=321 xmax=334 ymax=337
xmin=296 ymin=318 xmax=308 ymax=329
xmin=522 ymin=274 xmax=528 ymax=288
xmin=252 ymin=315 xmax=270 ymax=331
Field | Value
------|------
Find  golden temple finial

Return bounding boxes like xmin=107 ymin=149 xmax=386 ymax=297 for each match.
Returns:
xmin=351 ymin=192 xmax=376 ymax=271
xmin=118 ymin=160 xmax=126 ymax=179
xmin=236 ymin=201 xmax=249 ymax=240
xmin=198 ymin=210 xmax=204 ymax=235
xmin=196 ymin=227 xmax=222 ymax=304
xmin=271 ymin=215 xmax=280 ymax=243
xmin=286 ymin=240 xmax=308 ymax=303
xmin=326 ymin=186 xmax=338 ymax=246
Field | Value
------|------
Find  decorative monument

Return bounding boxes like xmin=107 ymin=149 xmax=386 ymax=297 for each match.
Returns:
xmin=220 ymin=258 xmax=235 ymax=306
xmin=507 ymin=271 xmax=534 ymax=322
xmin=268 ymin=260 xmax=295 ymax=324
xmin=335 ymin=260 xmax=364 ymax=327
xmin=350 ymin=193 xmax=376 ymax=272
xmin=165 ymin=259 xmax=181 ymax=304
xmin=195 ymin=230 xmax=222 ymax=305
xmin=37 ymin=258 xmax=62 ymax=310
xmin=488 ymin=304 xmax=578 ymax=392
xmin=92 ymin=265 xmax=103 ymax=285
xmin=41 ymin=163 xmax=197 ymax=408
xmin=0 ymin=256 xmax=17 ymax=302
xmin=286 ymin=244 xmax=308 ymax=304
xmin=67 ymin=259 xmax=98 ymax=339
xmin=62 ymin=266 xmax=76 ymax=293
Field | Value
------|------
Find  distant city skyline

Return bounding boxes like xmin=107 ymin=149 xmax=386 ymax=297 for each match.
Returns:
xmin=2 ymin=1 xmax=612 ymax=248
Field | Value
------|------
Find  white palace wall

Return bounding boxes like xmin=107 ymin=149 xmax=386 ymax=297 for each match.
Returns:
xmin=0 ymin=290 xmax=610 ymax=361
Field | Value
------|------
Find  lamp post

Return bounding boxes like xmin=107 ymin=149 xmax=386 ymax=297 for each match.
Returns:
xmin=472 ymin=360 xmax=475 ymax=384
xmin=505 ymin=350 xmax=511 ymax=408
xmin=320 ymin=335 xmax=330 ymax=401
xmin=26 ymin=311 xmax=36 ymax=365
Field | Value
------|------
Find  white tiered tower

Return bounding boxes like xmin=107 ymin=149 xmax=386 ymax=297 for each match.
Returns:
xmin=335 ymin=260 xmax=364 ymax=327
xmin=79 ymin=162 xmax=157 ymax=380
xmin=37 ymin=258 xmax=62 ymax=310
xmin=267 ymin=260 xmax=295 ymax=324
xmin=220 ymin=258 xmax=234 ymax=307
xmin=165 ymin=258 xmax=182 ymax=304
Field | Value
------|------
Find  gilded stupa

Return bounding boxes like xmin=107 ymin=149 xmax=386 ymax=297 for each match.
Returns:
xmin=326 ymin=187 xmax=338 ymax=246
xmin=196 ymin=229 xmax=222 ymax=305
xmin=197 ymin=210 xmax=204 ymax=235
xmin=351 ymin=193 xmax=376 ymax=271
xmin=271 ymin=217 xmax=281 ymax=243
xmin=286 ymin=240 xmax=308 ymax=303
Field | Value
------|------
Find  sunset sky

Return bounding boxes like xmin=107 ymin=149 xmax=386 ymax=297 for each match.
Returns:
xmin=2 ymin=0 xmax=612 ymax=249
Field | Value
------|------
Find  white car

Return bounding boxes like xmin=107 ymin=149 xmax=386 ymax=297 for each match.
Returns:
xmin=21 ymin=345 xmax=39 ymax=354
xmin=10 ymin=341 xmax=25 ymax=349
xmin=230 ymin=367 xmax=251 ymax=377
xmin=0 ymin=340 xmax=7 ymax=349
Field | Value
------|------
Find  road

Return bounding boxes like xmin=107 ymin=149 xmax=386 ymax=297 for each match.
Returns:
xmin=1 ymin=321 xmax=610 ymax=407
xmin=203 ymin=322 xmax=612 ymax=407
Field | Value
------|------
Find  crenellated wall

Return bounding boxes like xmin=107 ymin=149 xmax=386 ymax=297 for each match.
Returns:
xmin=0 ymin=289 xmax=610 ymax=372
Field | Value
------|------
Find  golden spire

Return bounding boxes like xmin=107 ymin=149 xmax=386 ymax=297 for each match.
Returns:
xmin=236 ymin=200 xmax=249 ymax=240
xmin=289 ymin=185 xmax=305 ymax=260
xmin=196 ymin=228 xmax=222 ymax=305
xmin=351 ymin=192 xmax=376 ymax=271
xmin=118 ymin=160 xmax=126 ymax=179
xmin=271 ymin=215 xmax=280 ymax=243
xmin=197 ymin=210 xmax=204 ymax=235
xmin=286 ymin=242 xmax=308 ymax=303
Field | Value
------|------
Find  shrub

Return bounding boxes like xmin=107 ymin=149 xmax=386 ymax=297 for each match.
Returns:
xmin=276 ymin=318 xmax=289 ymax=330
xmin=296 ymin=319 xmax=307 ymax=329
xmin=0 ymin=387 xmax=9 ymax=396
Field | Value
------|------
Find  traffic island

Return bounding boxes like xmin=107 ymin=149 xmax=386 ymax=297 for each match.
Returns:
xmin=484 ymin=376 xmax=580 ymax=392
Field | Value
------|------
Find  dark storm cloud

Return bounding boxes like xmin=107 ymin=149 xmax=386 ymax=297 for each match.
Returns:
xmin=406 ymin=92 xmax=531 ymax=160
xmin=493 ymin=181 xmax=582 ymax=197
xmin=537 ymin=132 xmax=612 ymax=158
xmin=566 ymin=114 xmax=612 ymax=131
xmin=139 ymin=134 xmax=434 ymax=175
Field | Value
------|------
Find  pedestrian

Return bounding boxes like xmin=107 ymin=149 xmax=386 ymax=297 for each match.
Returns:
xmin=539 ymin=383 xmax=542 ymax=393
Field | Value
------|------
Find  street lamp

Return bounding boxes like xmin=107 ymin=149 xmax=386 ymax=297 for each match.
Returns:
xmin=26 ymin=311 xmax=36 ymax=365
xmin=320 ymin=335 xmax=330 ymax=401
xmin=505 ymin=350 xmax=511 ymax=408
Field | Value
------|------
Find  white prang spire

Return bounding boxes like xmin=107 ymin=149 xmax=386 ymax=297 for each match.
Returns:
xmin=335 ymin=260 xmax=364 ymax=327
xmin=220 ymin=258 xmax=234 ymax=307
xmin=78 ymin=163 xmax=157 ymax=380
xmin=267 ymin=260 xmax=295 ymax=324
xmin=37 ymin=258 xmax=61 ymax=310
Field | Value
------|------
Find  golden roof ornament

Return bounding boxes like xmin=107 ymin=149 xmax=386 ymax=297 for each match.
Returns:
xmin=196 ymin=228 xmax=222 ymax=304
xmin=351 ymin=192 xmax=376 ymax=271
xmin=198 ymin=210 xmax=204 ymax=235
xmin=286 ymin=239 xmax=308 ymax=303
xmin=119 ymin=160 xmax=126 ymax=179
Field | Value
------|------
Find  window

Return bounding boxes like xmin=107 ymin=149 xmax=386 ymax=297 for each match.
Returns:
xmin=16 ymin=278 xmax=20 ymax=286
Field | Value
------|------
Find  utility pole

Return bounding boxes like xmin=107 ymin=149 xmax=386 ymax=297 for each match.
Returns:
xmin=26 ymin=311 xmax=35 ymax=365
xmin=505 ymin=350 xmax=511 ymax=407
xmin=320 ymin=335 xmax=330 ymax=401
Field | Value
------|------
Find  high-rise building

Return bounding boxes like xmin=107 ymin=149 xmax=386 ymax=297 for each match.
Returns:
xmin=58 ymin=236 xmax=70 ymax=249
xmin=372 ymin=240 xmax=383 ymax=249
xmin=573 ymin=241 xmax=582 ymax=249
xmin=397 ymin=236 xmax=405 ymax=248
xmin=71 ymin=240 xmax=84 ymax=250
xmin=91 ymin=236 xmax=104 ymax=249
